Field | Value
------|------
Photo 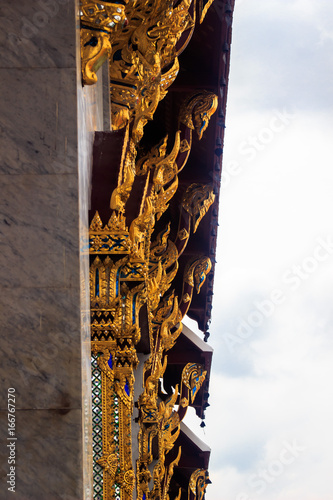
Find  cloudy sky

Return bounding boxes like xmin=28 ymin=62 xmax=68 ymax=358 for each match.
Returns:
xmin=185 ymin=1 xmax=333 ymax=499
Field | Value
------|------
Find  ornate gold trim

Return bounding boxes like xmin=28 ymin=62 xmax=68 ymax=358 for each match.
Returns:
xmin=90 ymin=89 xmax=217 ymax=499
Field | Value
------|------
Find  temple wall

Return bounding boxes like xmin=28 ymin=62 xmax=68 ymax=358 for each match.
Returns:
xmin=0 ymin=2 xmax=104 ymax=498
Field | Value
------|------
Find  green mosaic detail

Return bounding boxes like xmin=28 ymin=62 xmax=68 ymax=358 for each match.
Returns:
xmin=92 ymin=354 xmax=103 ymax=500
xmin=115 ymin=482 xmax=121 ymax=500
xmin=113 ymin=395 xmax=121 ymax=500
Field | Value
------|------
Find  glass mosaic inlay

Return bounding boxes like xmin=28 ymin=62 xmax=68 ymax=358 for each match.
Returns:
xmin=113 ymin=394 xmax=121 ymax=500
xmin=92 ymin=354 xmax=103 ymax=500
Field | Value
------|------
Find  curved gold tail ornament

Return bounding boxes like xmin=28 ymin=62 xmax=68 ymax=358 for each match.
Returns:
xmin=80 ymin=0 xmax=128 ymax=85
xmin=198 ymin=0 xmax=215 ymax=24
xmin=177 ymin=256 xmax=212 ymax=320
xmin=179 ymin=91 xmax=218 ymax=140
xmin=188 ymin=469 xmax=211 ymax=500
xmin=147 ymin=363 xmax=206 ymax=500
xmin=181 ymin=183 xmax=215 ymax=234
xmin=80 ymin=29 xmax=112 ymax=85
xmin=161 ymin=446 xmax=182 ymax=500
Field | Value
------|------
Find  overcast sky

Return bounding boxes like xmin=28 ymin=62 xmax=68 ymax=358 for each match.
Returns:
xmin=185 ymin=1 xmax=333 ymax=499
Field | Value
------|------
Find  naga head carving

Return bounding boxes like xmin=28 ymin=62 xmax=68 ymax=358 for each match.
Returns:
xmin=179 ymin=91 xmax=218 ymax=139
xmin=184 ymin=256 xmax=212 ymax=294
xmin=182 ymin=183 xmax=215 ymax=233
xmin=189 ymin=469 xmax=211 ymax=500
xmin=182 ymin=363 xmax=207 ymax=403
xmin=193 ymin=256 xmax=212 ymax=293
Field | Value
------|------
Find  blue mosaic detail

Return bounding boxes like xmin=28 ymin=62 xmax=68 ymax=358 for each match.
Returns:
xmin=124 ymin=379 xmax=130 ymax=396
xmin=108 ymin=354 xmax=113 ymax=369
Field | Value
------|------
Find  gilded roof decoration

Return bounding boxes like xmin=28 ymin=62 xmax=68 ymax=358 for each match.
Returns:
xmin=80 ymin=0 xmax=129 ymax=85
xmin=81 ymin=0 xmax=217 ymax=143
xmin=89 ymin=87 xmax=217 ymax=498
xmin=80 ymin=0 xmax=229 ymax=491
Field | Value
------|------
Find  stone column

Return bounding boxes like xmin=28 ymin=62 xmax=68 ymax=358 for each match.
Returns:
xmin=0 ymin=1 xmax=102 ymax=498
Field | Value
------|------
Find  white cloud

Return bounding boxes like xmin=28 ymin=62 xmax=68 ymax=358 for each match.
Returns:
xmin=228 ymin=1 xmax=333 ymax=112
xmin=196 ymin=2 xmax=333 ymax=499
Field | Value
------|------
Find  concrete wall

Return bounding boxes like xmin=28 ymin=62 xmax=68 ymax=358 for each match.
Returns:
xmin=0 ymin=1 xmax=106 ymax=497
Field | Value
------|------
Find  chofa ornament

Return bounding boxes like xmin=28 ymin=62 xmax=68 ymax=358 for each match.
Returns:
xmin=80 ymin=0 xmax=129 ymax=85
xmin=81 ymin=0 xmax=217 ymax=144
